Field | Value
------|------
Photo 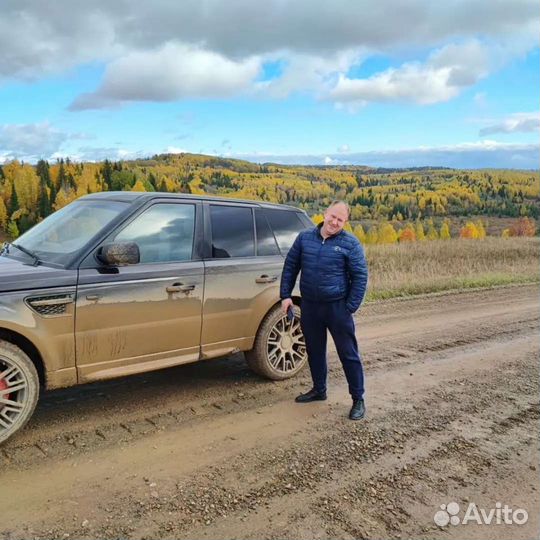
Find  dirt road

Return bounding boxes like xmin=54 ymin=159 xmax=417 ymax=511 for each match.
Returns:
xmin=1 ymin=284 xmax=539 ymax=540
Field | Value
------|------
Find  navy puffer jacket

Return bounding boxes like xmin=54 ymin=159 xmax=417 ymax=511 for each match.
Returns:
xmin=280 ymin=224 xmax=368 ymax=312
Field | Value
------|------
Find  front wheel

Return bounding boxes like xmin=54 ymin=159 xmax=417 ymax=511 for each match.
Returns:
xmin=0 ymin=341 xmax=40 ymax=445
xmin=246 ymin=303 xmax=307 ymax=380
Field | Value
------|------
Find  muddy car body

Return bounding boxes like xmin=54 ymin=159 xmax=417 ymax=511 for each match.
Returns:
xmin=0 ymin=192 xmax=311 ymax=443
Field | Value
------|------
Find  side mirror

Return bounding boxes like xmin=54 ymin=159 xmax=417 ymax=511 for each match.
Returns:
xmin=97 ymin=242 xmax=140 ymax=266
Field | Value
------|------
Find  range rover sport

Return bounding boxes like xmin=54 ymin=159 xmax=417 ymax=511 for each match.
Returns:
xmin=0 ymin=192 xmax=312 ymax=444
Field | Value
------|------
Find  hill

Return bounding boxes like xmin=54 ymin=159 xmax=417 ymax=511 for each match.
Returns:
xmin=0 ymin=153 xmax=538 ymax=239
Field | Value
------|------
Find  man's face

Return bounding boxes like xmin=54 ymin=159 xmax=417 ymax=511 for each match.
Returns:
xmin=322 ymin=203 xmax=348 ymax=236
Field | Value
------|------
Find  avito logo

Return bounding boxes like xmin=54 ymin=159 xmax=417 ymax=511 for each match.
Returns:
xmin=434 ymin=502 xmax=528 ymax=527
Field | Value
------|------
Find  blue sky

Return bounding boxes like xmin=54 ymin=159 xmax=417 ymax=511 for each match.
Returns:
xmin=0 ymin=1 xmax=538 ymax=168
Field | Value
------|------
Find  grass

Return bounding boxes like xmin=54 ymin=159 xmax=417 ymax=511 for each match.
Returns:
xmin=364 ymin=237 xmax=540 ymax=301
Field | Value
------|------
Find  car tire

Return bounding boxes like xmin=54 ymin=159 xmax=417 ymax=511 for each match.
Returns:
xmin=0 ymin=341 xmax=40 ymax=445
xmin=246 ymin=303 xmax=307 ymax=380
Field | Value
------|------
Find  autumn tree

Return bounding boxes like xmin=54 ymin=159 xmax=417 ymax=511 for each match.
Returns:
xmin=0 ymin=197 xmax=7 ymax=231
xmin=439 ymin=220 xmax=451 ymax=239
xmin=365 ymin=225 xmax=379 ymax=244
xmin=509 ymin=217 xmax=536 ymax=237
xmin=426 ymin=218 xmax=439 ymax=240
xmin=398 ymin=224 xmax=416 ymax=242
xmin=377 ymin=222 xmax=398 ymax=243
xmin=460 ymin=222 xmax=481 ymax=239
xmin=353 ymin=224 xmax=366 ymax=243
xmin=415 ymin=220 xmax=426 ymax=241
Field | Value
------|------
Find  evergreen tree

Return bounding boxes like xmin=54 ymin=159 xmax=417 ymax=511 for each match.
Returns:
xmin=36 ymin=159 xmax=51 ymax=187
xmin=101 ymin=159 xmax=113 ymax=190
xmin=38 ymin=182 xmax=51 ymax=218
xmin=9 ymin=186 xmax=19 ymax=215
xmin=57 ymin=159 xmax=68 ymax=190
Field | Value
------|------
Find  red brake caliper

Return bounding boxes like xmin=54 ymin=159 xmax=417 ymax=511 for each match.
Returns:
xmin=0 ymin=376 xmax=9 ymax=408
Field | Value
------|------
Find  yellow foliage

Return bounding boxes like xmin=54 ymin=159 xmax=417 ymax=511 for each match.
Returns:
xmin=475 ymin=219 xmax=486 ymax=239
xmin=54 ymin=188 xmax=78 ymax=211
xmin=0 ymin=197 xmax=7 ymax=229
xmin=426 ymin=218 xmax=439 ymax=240
xmin=460 ymin=222 xmax=481 ymax=239
xmin=415 ymin=221 xmax=426 ymax=241
xmin=131 ymin=180 xmax=147 ymax=192
xmin=365 ymin=226 xmax=379 ymax=245
xmin=353 ymin=224 xmax=366 ymax=243
xmin=439 ymin=221 xmax=451 ymax=240
xmin=377 ymin=222 xmax=398 ymax=244
xmin=13 ymin=164 xmax=39 ymax=212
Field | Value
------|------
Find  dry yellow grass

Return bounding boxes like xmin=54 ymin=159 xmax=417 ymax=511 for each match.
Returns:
xmin=364 ymin=237 xmax=539 ymax=300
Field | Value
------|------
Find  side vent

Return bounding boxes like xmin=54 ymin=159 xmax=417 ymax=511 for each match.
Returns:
xmin=25 ymin=294 xmax=74 ymax=317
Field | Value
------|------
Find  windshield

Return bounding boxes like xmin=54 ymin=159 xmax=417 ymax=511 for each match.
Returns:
xmin=6 ymin=199 xmax=129 ymax=266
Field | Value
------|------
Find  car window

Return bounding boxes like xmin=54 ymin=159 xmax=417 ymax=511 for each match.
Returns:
xmin=8 ymin=200 xmax=128 ymax=266
xmin=210 ymin=205 xmax=255 ymax=258
xmin=113 ymin=203 xmax=195 ymax=263
xmin=254 ymin=208 xmax=280 ymax=256
xmin=264 ymin=209 xmax=309 ymax=252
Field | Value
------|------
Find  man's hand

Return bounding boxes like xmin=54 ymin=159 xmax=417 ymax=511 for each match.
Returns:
xmin=281 ymin=298 xmax=293 ymax=314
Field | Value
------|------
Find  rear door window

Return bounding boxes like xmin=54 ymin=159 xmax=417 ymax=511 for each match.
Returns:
xmin=264 ymin=209 xmax=310 ymax=253
xmin=254 ymin=208 xmax=280 ymax=256
xmin=210 ymin=205 xmax=255 ymax=258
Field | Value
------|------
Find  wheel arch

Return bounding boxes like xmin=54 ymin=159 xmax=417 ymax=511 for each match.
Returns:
xmin=253 ymin=294 xmax=301 ymax=340
xmin=0 ymin=328 xmax=45 ymax=387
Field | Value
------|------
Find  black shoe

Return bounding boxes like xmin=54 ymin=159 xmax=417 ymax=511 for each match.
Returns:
xmin=295 ymin=389 xmax=327 ymax=403
xmin=349 ymin=399 xmax=365 ymax=420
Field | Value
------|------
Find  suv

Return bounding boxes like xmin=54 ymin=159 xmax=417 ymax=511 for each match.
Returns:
xmin=0 ymin=192 xmax=312 ymax=444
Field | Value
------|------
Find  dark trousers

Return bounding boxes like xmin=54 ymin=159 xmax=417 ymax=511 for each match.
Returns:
xmin=300 ymin=299 xmax=365 ymax=400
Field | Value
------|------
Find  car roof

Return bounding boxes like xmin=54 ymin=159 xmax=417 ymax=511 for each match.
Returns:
xmin=80 ymin=191 xmax=302 ymax=212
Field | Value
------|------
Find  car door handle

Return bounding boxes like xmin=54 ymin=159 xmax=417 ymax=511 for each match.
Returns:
xmin=166 ymin=283 xmax=196 ymax=293
xmin=255 ymin=275 xmax=278 ymax=283
xmin=86 ymin=294 xmax=101 ymax=301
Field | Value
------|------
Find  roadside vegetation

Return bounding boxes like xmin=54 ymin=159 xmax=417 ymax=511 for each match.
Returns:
xmin=365 ymin=236 xmax=539 ymax=301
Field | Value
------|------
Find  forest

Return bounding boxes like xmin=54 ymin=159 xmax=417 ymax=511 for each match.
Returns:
xmin=0 ymin=153 xmax=538 ymax=242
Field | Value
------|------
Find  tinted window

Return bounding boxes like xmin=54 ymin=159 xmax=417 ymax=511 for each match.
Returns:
xmin=264 ymin=209 xmax=308 ymax=252
xmin=210 ymin=205 xmax=255 ymax=258
xmin=114 ymin=203 xmax=195 ymax=263
xmin=255 ymin=209 xmax=280 ymax=256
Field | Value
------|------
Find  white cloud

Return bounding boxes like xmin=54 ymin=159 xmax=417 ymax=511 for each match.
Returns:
xmin=70 ymin=43 xmax=262 ymax=110
xmin=0 ymin=122 xmax=69 ymax=160
xmin=0 ymin=1 xmax=537 ymax=82
xmin=328 ymin=41 xmax=491 ymax=105
xmin=165 ymin=146 xmax=188 ymax=154
xmin=62 ymin=147 xmax=146 ymax=162
xmin=0 ymin=1 xmax=536 ymax=109
xmin=479 ymin=112 xmax=540 ymax=135
xmin=256 ymin=50 xmax=362 ymax=98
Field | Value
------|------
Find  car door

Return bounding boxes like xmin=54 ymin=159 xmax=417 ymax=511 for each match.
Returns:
xmin=75 ymin=200 xmax=204 ymax=383
xmin=200 ymin=203 xmax=284 ymax=359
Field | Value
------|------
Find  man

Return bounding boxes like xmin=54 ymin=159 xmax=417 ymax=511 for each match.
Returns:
xmin=280 ymin=200 xmax=368 ymax=420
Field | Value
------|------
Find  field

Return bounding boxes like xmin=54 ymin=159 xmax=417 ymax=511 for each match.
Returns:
xmin=365 ymin=237 xmax=539 ymax=300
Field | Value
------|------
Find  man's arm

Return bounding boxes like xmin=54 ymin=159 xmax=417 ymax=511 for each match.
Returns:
xmin=345 ymin=241 xmax=368 ymax=313
xmin=280 ymin=232 xmax=303 ymax=302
